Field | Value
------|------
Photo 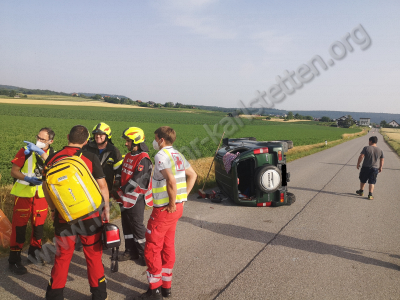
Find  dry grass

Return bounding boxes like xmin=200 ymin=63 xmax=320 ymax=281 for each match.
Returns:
xmin=188 ymin=157 xmax=215 ymax=192
xmin=0 ymin=98 xmax=148 ymax=109
xmin=380 ymin=128 xmax=400 ymax=157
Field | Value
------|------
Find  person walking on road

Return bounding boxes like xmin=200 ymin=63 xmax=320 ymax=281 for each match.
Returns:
xmin=136 ymin=126 xmax=197 ymax=300
xmin=111 ymin=127 xmax=153 ymax=266
xmin=8 ymin=127 xmax=55 ymax=275
xmin=356 ymin=136 xmax=384 ymax=200
xmin=43 ymin=125 xmax=110 ymax=300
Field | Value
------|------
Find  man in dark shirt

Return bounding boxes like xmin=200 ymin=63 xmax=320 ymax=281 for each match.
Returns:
xmin=42 ymin=125 xmax=109 ymax=300
xmin=83 ymin=122 xmax=123 ymax=194
xmin=356 ymin=136 xmax=384 ymax=200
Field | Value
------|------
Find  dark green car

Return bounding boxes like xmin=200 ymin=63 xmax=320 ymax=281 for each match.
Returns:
xmin=214 ymin=138 xmax=295 ymax=207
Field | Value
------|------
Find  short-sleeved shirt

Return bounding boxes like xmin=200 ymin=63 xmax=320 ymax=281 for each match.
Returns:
xmin=11 ymin=148 xmax=28 ymax=168
xmin=153 ymin=146 xmax=190 ymax=181
xmin=361 ymin=145 xmax=384 ymax=168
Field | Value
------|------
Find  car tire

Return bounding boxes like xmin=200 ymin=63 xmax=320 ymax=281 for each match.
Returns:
xmin=255 ymin=165 xmax=282 ymax=193
xmin=286 ymin=192 xmax=296 ymax=205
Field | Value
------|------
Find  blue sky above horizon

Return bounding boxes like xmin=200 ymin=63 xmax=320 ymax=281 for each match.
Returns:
xmin=1 ymin=0 xmax=399 ymax=114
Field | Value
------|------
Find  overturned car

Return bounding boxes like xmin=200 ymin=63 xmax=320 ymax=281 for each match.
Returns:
xmin=214 ymin=138 xmax=295 ymax=207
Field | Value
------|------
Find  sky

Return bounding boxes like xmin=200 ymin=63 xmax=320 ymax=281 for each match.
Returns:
xmin=1 ymin=0 xmax=399 ymax=114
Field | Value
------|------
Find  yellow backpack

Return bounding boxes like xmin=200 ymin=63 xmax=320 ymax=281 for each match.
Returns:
xmin=45 ymin=155 xmax=103 ymax=224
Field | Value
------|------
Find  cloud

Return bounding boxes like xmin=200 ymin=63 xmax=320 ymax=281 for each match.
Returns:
xmin=154 ymin=0 xmax=236 ymax=39
xmin=251 ymin=30 xmax=294 ymax=54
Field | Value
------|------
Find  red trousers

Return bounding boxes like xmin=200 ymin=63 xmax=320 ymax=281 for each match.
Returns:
xmin=10 ymin=193 xmax=48 ymax=250
xmin=144 ymin=203 xmax=183 ymax=289
xmin=50 ymin=233 xmax=104 ymax=289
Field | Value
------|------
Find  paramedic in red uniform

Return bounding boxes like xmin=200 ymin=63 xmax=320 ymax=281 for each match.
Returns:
xmin=136 ymin=126 xmax=197 ymax=300
xmin=42 ymin=125 xmax=110 ymax=300
xmin=111 ymin=127 xmax=152 ymax=266
xmin=8 ymin=127 xmax=55 ymax=275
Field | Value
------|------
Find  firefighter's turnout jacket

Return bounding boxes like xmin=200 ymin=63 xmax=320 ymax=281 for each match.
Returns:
xmin=83 ymin=140 xmax=123 ymax=192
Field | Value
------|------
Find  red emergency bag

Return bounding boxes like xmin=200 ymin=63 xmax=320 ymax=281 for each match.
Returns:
xmin=102 ymin=222 xmax=121 ymax=273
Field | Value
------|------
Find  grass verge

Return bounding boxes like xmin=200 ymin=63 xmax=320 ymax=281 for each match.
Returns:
xmin=380 ymin=128 xmax=400 ymax=157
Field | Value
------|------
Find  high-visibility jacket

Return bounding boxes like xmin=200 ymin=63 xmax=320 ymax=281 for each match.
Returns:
xmin=117 ymin=152 xmax=153 ymax=208
xmin=10 ymin=147 xmax=53 ymax=198
xmin=152 ymin=147 xmax=188 ymax=207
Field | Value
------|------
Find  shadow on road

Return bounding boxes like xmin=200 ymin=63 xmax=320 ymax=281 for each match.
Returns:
xmin=180 ymin=216 xmax=399 ymax=272
xmin=290 ymin=186 xmax=362 ymax=199
xmin=320 ymin=162 xmax=400 ymax=171
xmin=0 ymin=247 xmax=148 ymax=299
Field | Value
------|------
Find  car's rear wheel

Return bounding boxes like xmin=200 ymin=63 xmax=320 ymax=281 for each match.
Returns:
xmin=255 ymin=165 xmax=282 ymax=193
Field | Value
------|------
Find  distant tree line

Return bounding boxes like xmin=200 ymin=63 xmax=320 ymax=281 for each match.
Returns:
xmin=0 ymin=89 xmax=27 ymax=98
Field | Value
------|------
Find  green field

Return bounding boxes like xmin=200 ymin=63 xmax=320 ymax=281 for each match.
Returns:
xmin=0 ymin=103 xmax=361 ymax=185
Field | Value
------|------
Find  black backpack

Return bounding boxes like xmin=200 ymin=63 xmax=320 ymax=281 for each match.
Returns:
xmin=102 ymin=222 xmax=121 ymax=273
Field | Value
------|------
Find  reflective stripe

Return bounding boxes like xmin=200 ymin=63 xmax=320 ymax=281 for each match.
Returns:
xmin=146 ymin=271 xmax=162 ymax=283
xmin=136 ymin=238 xmax=146 ymax=244
xmin=75 ymin=172 xmax=97 ymax=210
xmin=113 ymin=159 xmax=123 ymax=170
xmin=124 ymin=234 xmax=134 ymax=239
xmin=162 ymin=276 xmax=172 ymax=281
xmin=162 ymin=268 xmax=173 ymax=274
xmin=50 ymin=184 xmax=72 ymax=221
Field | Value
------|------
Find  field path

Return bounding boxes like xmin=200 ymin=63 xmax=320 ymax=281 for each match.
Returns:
xmin=1 ymin=131 xmax=399 ymax=299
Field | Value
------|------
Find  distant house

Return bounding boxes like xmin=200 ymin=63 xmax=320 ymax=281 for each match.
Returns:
xmin=388 ymin=120 xmax=400 ymax=127
xmin=337 ymin=115 xmax=355 ymax=128
xmin=359 ymin=118 xmax=370 ymax=126
xmin=136 ymin=100 xmax=142 ymax=103
xmin=72 ymin=93 xmax=79 ymax=97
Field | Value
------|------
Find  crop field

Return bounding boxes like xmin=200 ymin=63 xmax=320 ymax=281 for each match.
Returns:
xmin=0 ymin=103 xmax=361 ymax=185
xmin=381 ymin=128 xmax=400 ymax=156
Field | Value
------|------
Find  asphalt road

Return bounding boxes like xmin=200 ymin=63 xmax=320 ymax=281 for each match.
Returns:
xmin=1 ymin=131 xmax=399 ymax=300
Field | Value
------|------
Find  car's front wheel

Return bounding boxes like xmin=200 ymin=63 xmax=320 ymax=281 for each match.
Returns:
xmin=255 ymin=165 xmax=282 ymax=193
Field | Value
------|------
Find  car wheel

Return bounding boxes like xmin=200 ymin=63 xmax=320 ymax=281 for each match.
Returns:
xmin=255 ymin=165 xmax=282 ymax=193
xmin=286 ymin=192 xmax=296 ymax=205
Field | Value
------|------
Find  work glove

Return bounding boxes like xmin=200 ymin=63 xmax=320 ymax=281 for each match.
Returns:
xmin=24 ymin=141 xmax=45 ymax=156
xmin=24 ymin=176 xmax=42 ymax=186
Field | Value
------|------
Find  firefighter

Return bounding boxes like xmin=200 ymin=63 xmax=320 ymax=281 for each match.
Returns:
xmin=8 ymin=128 xmax=55 ymax=275
xmin=111 ymin=127 xmax=153 ymax=266
xmin=43 ymin=125 xmax=109 ymax=300
xmin=83 ymin=122 xmax=123 ymax=194
xmin=137 ymin=126 xmax=197 ymax=300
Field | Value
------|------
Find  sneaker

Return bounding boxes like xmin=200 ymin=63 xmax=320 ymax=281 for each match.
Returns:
xmin=9 ymin=262 xmax=28 ymax=275
xmin=356 ymin=190 xmax=364 ymax=196
xmin=161 ymin=287 xmax=171 ymax=298
xmin=368 ymin=194 xmax=374 ymax=200
xmin=118 ymin=251 xmax=138 ymax=261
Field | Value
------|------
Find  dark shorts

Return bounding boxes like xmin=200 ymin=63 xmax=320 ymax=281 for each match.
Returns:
xmin=359 ymin=167 xmax=379 ymax=184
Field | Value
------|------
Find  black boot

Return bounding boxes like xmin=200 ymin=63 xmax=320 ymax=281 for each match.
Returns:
xmin=161 ymin=287 xmax=171 ymax=298
xmin=27 ymin=245 xmax=45 ymax=265
xmin=136 ymin=287 xmax=163 ymax=300
xmin=118 ymin=250 xmax=138 ymax=261
xmin=8 ymin=250 xmax=27 ymax=275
